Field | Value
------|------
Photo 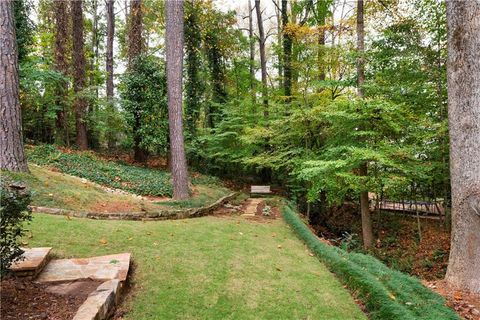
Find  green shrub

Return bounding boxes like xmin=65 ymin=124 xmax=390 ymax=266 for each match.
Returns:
xmin=282 ymin=206 xmax=459 ymax=320
xmin=0 ymin=178 xmax=32 ymax=277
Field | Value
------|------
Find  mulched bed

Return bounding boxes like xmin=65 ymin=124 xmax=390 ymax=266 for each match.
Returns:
xmin=0 ymin=278 xmax=100 ymax=320
xmin=424 ymin=280 xmax=480 ymax=320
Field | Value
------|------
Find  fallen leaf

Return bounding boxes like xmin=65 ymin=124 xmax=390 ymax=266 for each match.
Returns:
xmin=21 ymin=241 xmax=28 ymax=246
xmin=48 ymin=193 xmax=53 ymax=197
xmin=388 ymin=293 xmax=396 ymax=300
xmin=276 ymin=267 xmax=282 ymax=271
xmin=146 ymin=232 xmax=152 ymax=235
xmin=239 ymin=232 xmax=244 ymax=235
xmin=153 ymin=242 xmax=159 ymax=246
xmin=128 ymin=237 xmax=133 ymax=241
xmin=99 ymin=239 xmax=108 ymax=245
xmin=308 ymin=252 xmax=314 ymax=257
xmin=277 ymin=245 xmax=282 ymax=249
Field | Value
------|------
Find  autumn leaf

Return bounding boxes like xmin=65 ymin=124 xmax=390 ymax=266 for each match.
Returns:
xmin=99 ymin=239 xmax=108 ymax=245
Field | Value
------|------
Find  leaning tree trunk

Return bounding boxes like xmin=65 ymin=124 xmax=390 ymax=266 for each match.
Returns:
xmin=0 ymin=0 xmax=28 ymax=172
xmin=106 ymin=0 xmax=115 ymax=100
xmin=356 ymin=0 xmax=373 ymax=249
xmin=166 ymin=0 xmax=190 ymax=200
xmin=53 ymin=0 xmax=69 ymax=145
xmin=255 ymin=0 xmax=268 ymax=117
xmin=72 ymin=0 xmax=88 ymax=150
xmin=445 ymin=0 xmax=480 ymax=294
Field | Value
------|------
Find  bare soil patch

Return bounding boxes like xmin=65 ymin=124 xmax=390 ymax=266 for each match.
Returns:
xmin=0 ymin=278 xmax=100 ymax=320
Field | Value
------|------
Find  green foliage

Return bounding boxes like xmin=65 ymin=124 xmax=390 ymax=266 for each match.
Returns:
xmin=282 ymin=206 xmax=459 ymax=320
xmin=297 ymin=98 xmax=422 ymax=204
xmin=27 ymin=145 xmax=173 ymax=197
xmin=184 ymin=1 xmax=204 ymax=137
xmin=0 ymin=179 xmax=32 ymax=277
xmin=13 ymin=0 xmax=35 ymax=62
xmin=120 ymin=55 xmax=168 ymax=155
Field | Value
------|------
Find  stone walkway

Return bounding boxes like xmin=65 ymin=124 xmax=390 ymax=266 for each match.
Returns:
xmin=241 ymin=198 xmax=264 ymax=217
xmin=10 ymin=250 xmax=131 ymax=320
xmin=36 ymin=253 xmax=130 ymax=283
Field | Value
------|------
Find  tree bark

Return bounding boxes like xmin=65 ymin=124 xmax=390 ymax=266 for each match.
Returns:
xmin=72 ymin=0 xmax=88 ymax=150
xmin=282 ymin=0 xmax=292 ymax=99
xmin=106 ymin=0 xmax=115 ymax=100
xmin=356 ymin=0 xmax=373 ymax=249
xmin=248 ymin=0 xmax=255 ymax=104
xmin=91 ymin=0 xmax=99 ymax=97
xmin=445 ymin=0 xmax=480 ymax=294
xmin=359 ymin=163 xmax=373 ymax=249
xmin=0 ymin=0 xmax=28 ymax=172
xmin=255 ymin=0 xmax=268 ymax=117
xmin=166 ymin=0 xmax=189 ymax=200
xmin=128 ymin=0 xmax=143 ymax=67
xmin=127 ymin=0 xmax=147 ymax=161
xmin=53 ymin=0 xmax=69 ymax=145
xmin=316 ymin=0 xmax=327 ymax=84
xmin=356 ymin=0 xmax=365 ymax=99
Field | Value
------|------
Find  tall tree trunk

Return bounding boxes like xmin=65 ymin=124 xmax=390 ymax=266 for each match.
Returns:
xmin=274 ymin=0 xmax=283 ymax=90
xmin=248 ymin=0 xmax=255 ymax=104
xmin=127 ymin=0 xmax=147 ymax=161
xmin=72 ymin=0 xmax=88 ymax=150
xmin=356 ymin=0 xmax=373 ymax=249
xmin=128 ymin=0 xmax=143 ymax=67
xmin=166 ymin=0 xmax=189 ymax=200
xmin=445 ymin=0 xmax=480 ymax=294
xmin=106 ymin=0 xmax=115 ymax=100
xmin=91 ymin=0 xmax=99 ymax=97
xmin=53 ymin=0 xmax=69 ymax=145
xmin=282 ymin=0 xmax=292 ymax=99
xmin=255 ymin=0 xmax=268 ymax=117
xmin=0 ymin=0 xmax=28 ymax=172
xmin=316 ymin=0 xmax=327 ymax=84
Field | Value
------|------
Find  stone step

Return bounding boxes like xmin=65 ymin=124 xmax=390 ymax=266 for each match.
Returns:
xmin=241 ymin=198 xmax=264 ymax=217
xmin=10 ymin=247 xmax=52 ymax=278
xmin=36 ymin=253 xmax=131 ymax=283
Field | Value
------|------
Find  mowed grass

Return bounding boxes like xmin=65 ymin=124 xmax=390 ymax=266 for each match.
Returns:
xmin=3 ymin=165 xmax=231 ymax=213
xmin=25 ymin=214 xmax=366 ymax=320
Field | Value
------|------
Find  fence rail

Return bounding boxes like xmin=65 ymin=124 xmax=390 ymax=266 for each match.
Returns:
xmin=371 ymin=199 xmax=447 ymax=216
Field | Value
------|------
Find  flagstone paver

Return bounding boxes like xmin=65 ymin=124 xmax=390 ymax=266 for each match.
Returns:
xmin=241 ymin=198 xmax=263 ymax=217
xmin=36 ymin=253 xmax=130 ymax=283
xmin=10 ymin=247 xmax=52 ymax=277
xmin=73 ymin=280 xmax=122 ymax=320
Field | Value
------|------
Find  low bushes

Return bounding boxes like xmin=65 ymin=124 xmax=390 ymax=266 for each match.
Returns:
xmin=0 ymin=179 xmax=32 ymax=277
xmin=282 ymin=206 xmax=459 ymax=320
xmin=27 ymin=145 xmax=173 ymax=197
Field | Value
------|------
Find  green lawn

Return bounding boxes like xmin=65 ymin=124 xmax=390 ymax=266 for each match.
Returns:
xmin=3 ymin=165 xmax=231 ymax=213
xmin=26 ymin=213 xmax=366 ymax=320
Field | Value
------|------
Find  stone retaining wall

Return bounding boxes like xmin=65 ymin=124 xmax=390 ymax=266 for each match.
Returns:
xmin=30 ymin=192 xmax=238 ymax=221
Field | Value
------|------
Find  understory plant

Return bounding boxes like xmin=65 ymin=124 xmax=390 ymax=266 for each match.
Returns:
xmin=0 ymin=178 xmax=32 ymax=277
